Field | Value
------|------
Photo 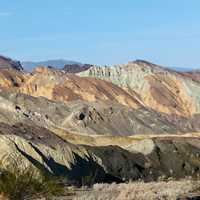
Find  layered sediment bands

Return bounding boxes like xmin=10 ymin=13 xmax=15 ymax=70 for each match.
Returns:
xmin=17 ymin=66 xmax=141 ymax=109
xmin=0 ymin=68 xmax=27 ymax=88
xmin=78 ymin=61 xmax=200 ymax=116
xmin=0 ymin=56 xmax=27 ymax=88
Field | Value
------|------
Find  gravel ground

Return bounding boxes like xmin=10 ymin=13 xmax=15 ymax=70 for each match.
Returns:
xmin=70 ymin=180 xmax=200 ymax=200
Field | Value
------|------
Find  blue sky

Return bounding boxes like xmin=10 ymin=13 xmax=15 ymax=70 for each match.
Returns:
xmin=0 ymin=0 xmax=200 ymax=68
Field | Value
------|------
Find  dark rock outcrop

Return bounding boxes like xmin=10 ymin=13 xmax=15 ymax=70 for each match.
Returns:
xmin=63 ymin=64 xmax=92 ymax=73
xmin=0 ymin=55 xmax=23 ymax=71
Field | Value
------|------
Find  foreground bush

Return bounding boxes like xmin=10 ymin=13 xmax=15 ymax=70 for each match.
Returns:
xmin=0 ymin=155 xmax=65 ymax=200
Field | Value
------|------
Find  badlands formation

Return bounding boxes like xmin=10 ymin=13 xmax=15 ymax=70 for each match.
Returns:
xmin=0 ymin=55 xmax=200 ymax=185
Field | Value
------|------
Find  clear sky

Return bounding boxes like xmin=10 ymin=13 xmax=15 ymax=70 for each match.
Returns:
xmin=0 ymin=0 xmax=200 ymax=68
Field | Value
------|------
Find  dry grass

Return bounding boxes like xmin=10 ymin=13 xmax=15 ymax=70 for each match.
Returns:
xmin=73 ymin=180 xmax=200 ymax=200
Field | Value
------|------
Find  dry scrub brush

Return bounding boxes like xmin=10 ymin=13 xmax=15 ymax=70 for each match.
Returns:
xmin=0 ymin=154 xmax=65 ymax=200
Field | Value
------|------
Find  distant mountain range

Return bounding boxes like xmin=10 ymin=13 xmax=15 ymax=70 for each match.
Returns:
xmin=0 ymin=54 xmax=198 ymax=73
xmin=22 ymin=59 xmax=81 ymax=70
xmin=22 ymin=59 xmax=200 ymax=72
xmin=168 ymin=66 xmax=199 ymax=72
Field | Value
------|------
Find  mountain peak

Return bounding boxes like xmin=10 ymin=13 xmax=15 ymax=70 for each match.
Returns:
xmin=0 ymin=55 xmax=23 ymax=71
xmin=129 ymin=59 xmax=160 ymax=67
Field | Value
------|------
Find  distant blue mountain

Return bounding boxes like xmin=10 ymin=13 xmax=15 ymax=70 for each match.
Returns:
xmin=168 ymin=66 xmax=200 ymax=72
xmin=22 ymin=58 xmax=200 ymax=72
xmin=22 ymin=59 xmax=81 ymax=71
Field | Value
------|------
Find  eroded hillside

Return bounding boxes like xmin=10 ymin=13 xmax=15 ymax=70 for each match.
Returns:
xmin=79 ymin=60 xmax=200 ymax=116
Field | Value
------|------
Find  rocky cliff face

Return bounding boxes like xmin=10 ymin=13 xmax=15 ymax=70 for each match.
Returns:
xmin=0 ymin=56 xmax=26 ymax=88
xmin=0 ymin=55 xmax=23 ymax=71
xmin=79 ymin=60 xmax=200 ymax=116
xmin=0 ymin=68 xmax=27 ymax=88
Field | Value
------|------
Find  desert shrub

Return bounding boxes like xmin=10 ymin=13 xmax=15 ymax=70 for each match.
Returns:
xmin=0 ymin=154 xmax=65 ymax=200
xmin=81 ymin=168 xmax=99 ymax=187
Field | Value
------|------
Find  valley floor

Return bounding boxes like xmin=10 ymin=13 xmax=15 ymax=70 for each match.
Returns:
xmin=54 ymin=180 xmax=200 ymax=200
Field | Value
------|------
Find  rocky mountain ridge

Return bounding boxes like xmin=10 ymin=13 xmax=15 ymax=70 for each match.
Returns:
xmin=0 ymin=55 xmax=23 ymax=71
xmin=78 ymin=60 xmax=200 ymax=116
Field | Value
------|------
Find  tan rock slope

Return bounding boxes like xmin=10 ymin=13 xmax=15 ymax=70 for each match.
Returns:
xmin=0 ymin=68 xmax=26 ymax=88
xmin=0 ymin=56 xmax=26 ymax=88
xmin=79 ymin=60 xmax=200 ymax=116
xmin=18 ymin=66 xmax=140 ymax=108
xmin=0 ymin=55 xmax=23 ymax=71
